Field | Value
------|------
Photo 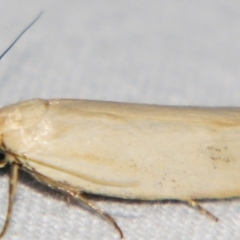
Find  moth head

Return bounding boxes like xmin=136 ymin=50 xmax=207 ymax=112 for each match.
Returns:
xmin=0 ymin=150 xmax=7 ymax=168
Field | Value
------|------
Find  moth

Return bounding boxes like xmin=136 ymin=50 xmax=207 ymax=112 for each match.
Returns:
xmin=1 ymin=13 xmax=239 ymax=239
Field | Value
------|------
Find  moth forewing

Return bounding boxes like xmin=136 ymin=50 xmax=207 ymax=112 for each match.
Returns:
xmin=1 ymin=98 xmax=240 ymax=238
xmin=3 ymin=99 xmax=240 ymax=200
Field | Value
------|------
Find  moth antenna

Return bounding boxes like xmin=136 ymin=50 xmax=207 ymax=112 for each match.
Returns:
xmin=0 ymin=12 xmax=43 ymax=60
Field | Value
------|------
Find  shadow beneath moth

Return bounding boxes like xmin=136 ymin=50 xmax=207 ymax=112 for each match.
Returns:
xmin=2 ymin=13 xmax=240 ymax=240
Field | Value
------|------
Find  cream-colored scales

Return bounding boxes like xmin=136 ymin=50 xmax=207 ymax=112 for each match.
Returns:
xmin=1 ymin=13 xmax=239 ymax=240
xmin=2 ymin=99 xmax=240 ymax=201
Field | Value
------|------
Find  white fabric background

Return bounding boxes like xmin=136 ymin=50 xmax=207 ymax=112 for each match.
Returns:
xmin=0 ymin=1 xmax=240 ymax=240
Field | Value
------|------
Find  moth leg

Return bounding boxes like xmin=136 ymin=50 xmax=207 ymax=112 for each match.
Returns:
xmin=28 ymin=170 xmax=124 ymax=240
xmin=187 ymin=200 xmax=218 ymax=222
xmin=69 ymin=191 xmax=124 ymax=240
xmin=0 ymin=162 xmax=20 ymax=238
